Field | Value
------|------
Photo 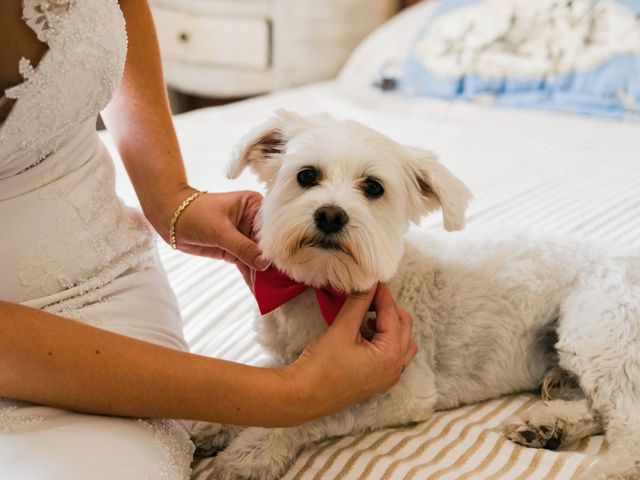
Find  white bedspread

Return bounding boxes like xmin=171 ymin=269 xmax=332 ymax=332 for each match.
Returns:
xmin=105 ymin=78 xmax=640 ymax=479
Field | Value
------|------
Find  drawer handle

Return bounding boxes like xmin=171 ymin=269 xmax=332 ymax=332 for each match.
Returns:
xmin=178 ymin=31 xmax=190 ymax=43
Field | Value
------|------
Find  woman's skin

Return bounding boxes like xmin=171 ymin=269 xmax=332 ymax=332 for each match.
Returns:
xmin=0 ymin=0 xmax=418 ymax=428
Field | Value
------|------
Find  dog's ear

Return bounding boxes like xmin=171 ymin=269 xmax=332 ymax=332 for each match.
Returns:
xmin=405 ymin=147 xmax=472 ymax=231
xmin=227 ymin=109 xmax=311 ymax=184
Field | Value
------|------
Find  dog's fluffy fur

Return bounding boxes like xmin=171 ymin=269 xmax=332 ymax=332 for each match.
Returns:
xmin=194 ymin=111 xmax=640 ymax=480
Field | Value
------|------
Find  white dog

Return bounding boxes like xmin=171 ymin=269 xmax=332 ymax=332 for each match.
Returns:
xmin=194 ymin=110 xmax=640 ymax=480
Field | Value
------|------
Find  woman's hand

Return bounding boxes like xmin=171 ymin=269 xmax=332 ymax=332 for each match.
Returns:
xmin=286 ymin=283 xmax=418 ymax=421
xmin=165 ymin=188 xmax=270 ymax=286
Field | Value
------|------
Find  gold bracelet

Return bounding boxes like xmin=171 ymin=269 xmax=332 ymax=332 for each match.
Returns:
xmin=169 ymin=190 xmax=207 ymax=250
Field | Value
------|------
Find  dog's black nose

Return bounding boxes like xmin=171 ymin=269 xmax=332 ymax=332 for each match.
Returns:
xmin=314 ymin=205 xmax=349 ymax=234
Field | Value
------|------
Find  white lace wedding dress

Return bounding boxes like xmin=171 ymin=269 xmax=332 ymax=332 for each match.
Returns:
xmin=0 ymin=1 xmax=195 ymax=478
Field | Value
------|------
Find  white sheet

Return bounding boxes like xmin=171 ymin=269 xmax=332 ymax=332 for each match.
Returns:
xmin=103 ymin=79 xmax=639 ymax=477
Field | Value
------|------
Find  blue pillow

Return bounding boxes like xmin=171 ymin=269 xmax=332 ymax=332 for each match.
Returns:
xmin=399 ymin=0 xmax=640 ymax=120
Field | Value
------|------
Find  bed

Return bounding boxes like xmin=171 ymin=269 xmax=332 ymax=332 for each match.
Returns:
xmin=106 ymin=1 xmax=640 ymax=478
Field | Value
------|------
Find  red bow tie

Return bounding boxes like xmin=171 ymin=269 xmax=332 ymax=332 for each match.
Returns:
xmin=253 ymin=267 xmax=348 ymax=325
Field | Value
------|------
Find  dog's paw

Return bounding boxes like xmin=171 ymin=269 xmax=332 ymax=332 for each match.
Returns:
xmin=196 ymin=458 xmax=260 ymax=480
xmin=501 ymin=410 xmax=564 ymax=450
xmin=188 ymin=421 xmax=243 ymax=457
xmin=197 ymin=427 xmax=294 ymax=480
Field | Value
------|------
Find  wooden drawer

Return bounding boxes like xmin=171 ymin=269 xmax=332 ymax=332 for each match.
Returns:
xmin=152 ymin=6 xmax=270 ymax=70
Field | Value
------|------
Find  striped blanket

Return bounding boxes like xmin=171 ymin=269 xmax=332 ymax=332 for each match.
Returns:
xmin=281 ymin=395 xmax=604 ymax=480
xmin=187 ymin=389 xmax=605 ymax=479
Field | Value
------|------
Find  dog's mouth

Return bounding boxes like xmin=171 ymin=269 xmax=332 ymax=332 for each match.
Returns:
xmin=309 ymin=238 xmax=342 ymax=250
xmin=297 ymin=234 xmax=357 ymax=262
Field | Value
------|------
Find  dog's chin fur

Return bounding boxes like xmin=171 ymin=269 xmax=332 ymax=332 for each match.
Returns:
xmin=259 ymin=224 xmax=401 ymax=291
xmin=269 ymin=246 xmax=380 ymax=293
xmin=261 ymin=232 xmax=401 ymax=292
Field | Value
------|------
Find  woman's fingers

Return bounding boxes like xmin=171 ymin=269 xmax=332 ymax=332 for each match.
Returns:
xmin=331 ymin=286 xmax=377 ymax=340
xmin=290 ymin=283 xmax=419 ymax=414
xmin=235 ymin=191 xmax=263 ymax=240
xmin=370 ymin=283 xmax=401 ymax=345
xmin=366 ymin=285 xmax=417 ymax=378
xmin=173 ymin=191 xmax=269 ymax=271
xmin=175 ymin=244 xmax=255 ymax=289
xmin=397 ymin=308 xmax=418 ymax=366
xmin=406 ymin=340 xmax=418 ymax=367
xmin=234 ymin=263 xmax=253 ymax=290
xmin=215 ymin=224 xmax=270 ymax=271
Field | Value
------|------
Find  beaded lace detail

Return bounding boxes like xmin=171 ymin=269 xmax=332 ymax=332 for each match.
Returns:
xmin=139 ymin=419 xmax=195 ymax=480
xmin=23 ymin=0 xmax=74 ymax=43
xmin=17 ymin=154 xmax=156 ymax=303
xmin=0 ymin=405 xmax=46 ymax=433
xmin=0 ymin=0 xmax=127 ymax=177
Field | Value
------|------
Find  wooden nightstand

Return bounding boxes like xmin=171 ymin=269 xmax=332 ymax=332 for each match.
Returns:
xmin=150 ymin=0 xmax=398 ymax=101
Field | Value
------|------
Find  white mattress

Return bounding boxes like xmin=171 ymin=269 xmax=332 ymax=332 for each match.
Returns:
xmin=104 ymin=78 xmax=640 ymax=479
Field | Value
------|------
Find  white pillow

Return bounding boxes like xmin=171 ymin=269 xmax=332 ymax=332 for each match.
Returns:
xmin=339 ymin=1 xmax=441 ymax=85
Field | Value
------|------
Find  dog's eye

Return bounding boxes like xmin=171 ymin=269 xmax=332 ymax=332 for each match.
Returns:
xmin=364 ymin=178 xmax=384 ymax=199
xmin=297 ymin=167 xmax=319 ymax=188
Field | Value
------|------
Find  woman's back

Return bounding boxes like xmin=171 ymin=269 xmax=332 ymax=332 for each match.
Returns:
xmin=0 ymin=0 xmax=48 ymax=96
xmin=0 ymin=0 xmax=127 ymax=178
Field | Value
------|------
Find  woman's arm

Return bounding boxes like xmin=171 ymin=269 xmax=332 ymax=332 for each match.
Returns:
xmin=102 ymin=0 xmax=189 ymax=238
xmin=102 ymin=1 xmax=266 ymax=278
xmin=0 ymin=301 xmax=301 ymax=426
xmin=0 ymin=285 xmax=416 ymax=427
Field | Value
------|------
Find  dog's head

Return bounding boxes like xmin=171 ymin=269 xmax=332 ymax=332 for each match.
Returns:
xmin=228 ymin=110 xmax=471 ymax=292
